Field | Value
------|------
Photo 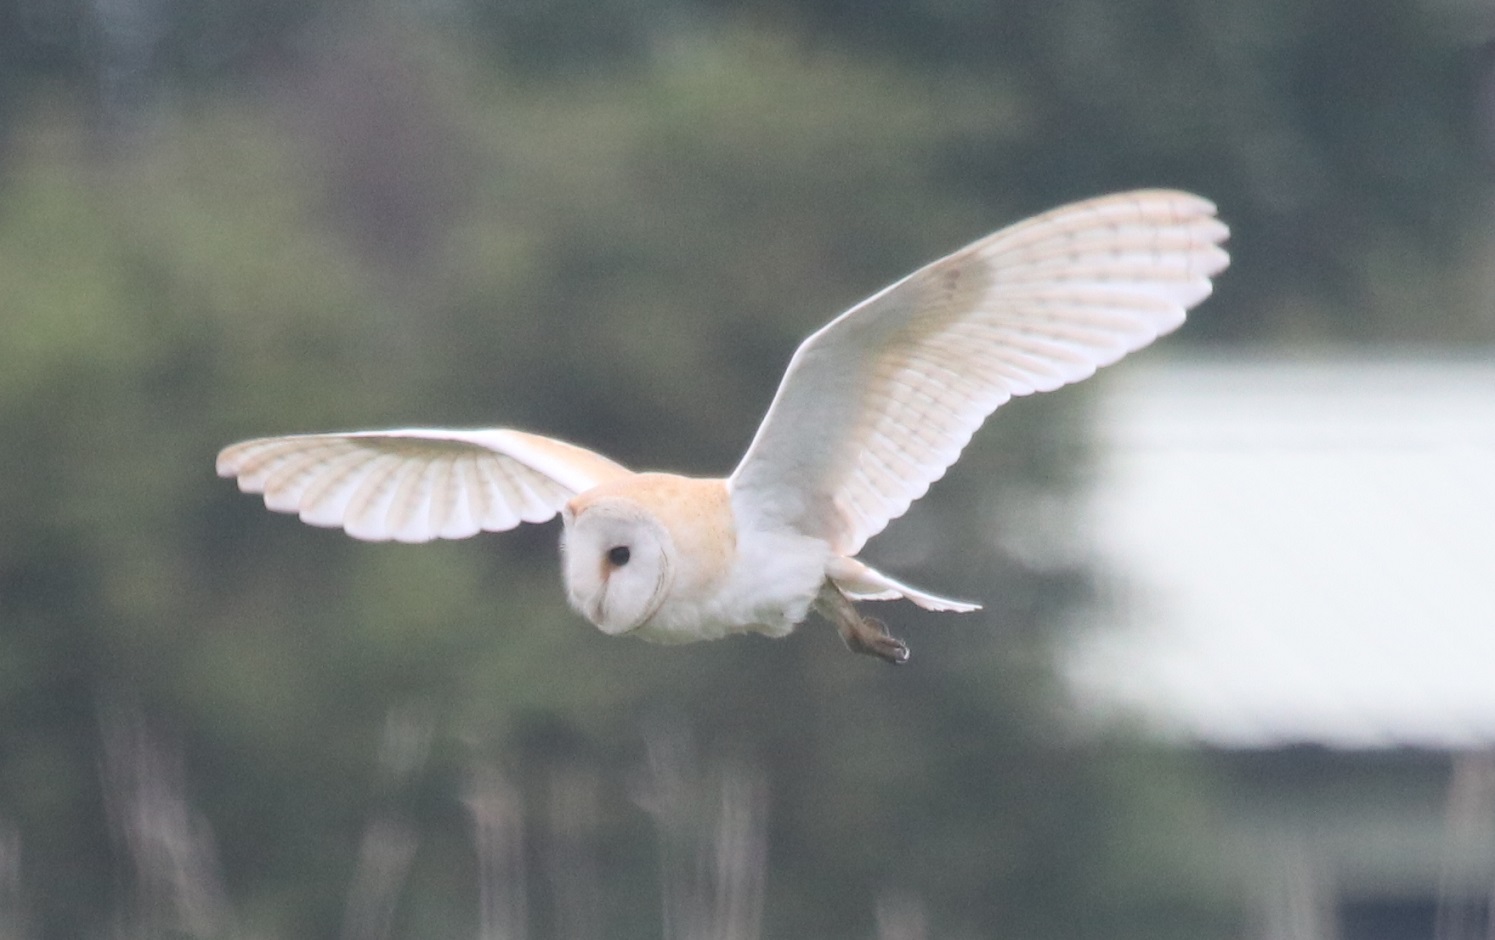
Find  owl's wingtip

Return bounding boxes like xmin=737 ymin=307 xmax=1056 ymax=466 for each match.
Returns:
xmin=908 ymin=594 xmax=981 ymax=613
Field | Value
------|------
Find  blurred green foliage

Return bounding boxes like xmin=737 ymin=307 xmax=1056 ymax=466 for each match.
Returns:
xmin=0 ymin=1 xmax=1490 ymax=937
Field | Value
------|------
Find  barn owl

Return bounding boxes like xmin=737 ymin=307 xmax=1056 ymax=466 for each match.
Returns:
xmin=218 ymin=190 xmax=1228 ymax=663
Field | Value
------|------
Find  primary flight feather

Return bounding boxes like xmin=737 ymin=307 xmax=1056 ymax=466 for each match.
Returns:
xmin=219 ymin=190 xmax=1229 ymax=662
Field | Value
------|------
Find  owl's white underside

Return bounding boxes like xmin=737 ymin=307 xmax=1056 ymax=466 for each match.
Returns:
xmin=625 ymin=517 xmax=830 ymax=644
xmin=216 ymin=190 xmax=1230 ymax=659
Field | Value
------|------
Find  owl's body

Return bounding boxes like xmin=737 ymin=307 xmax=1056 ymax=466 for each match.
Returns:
xmin=560 ymin=472 xmax=937 ymax=651
xmin=565 ymin=473 xmax=825 ymax=644
xmin=219 ymin=191 xmax=1230 ymax=662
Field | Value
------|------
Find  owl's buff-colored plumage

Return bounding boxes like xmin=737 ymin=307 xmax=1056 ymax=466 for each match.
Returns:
xmin=217 ymin=190 xmax=1230 ymax=662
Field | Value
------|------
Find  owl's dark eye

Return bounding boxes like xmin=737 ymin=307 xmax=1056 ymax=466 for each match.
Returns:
xmin=607 ymin=545 xmax=631 ymax=567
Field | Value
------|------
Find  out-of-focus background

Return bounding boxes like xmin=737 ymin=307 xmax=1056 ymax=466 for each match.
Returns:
xmin=2 ymin=1 xmax=1494 ymax=938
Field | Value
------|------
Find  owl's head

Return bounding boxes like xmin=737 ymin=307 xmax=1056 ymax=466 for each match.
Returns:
xmin=560 ymin=493 xmax=676 ymax=635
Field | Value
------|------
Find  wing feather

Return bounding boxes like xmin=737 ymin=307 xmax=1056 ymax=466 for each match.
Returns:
xmin=729 ymin=189 xmax=1228 ymax=555
xmin=342 ymin=452 xmax=406 ymax=540
xmin=421 ymin=455 xmax=462 ymax=539
xmin=217 ymin=428 xmax=631 ymax=542
xmin=442 ymin=452 xmax=484 ymax=539
xmin=292 ymin=448 xmax=376 ymax=526
xmin=259 ymin=440 xmax=345 ymax=511
xmin=473 ymin=456 xmax=522 ymax=531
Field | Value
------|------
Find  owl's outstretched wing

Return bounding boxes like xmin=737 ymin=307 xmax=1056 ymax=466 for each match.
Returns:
xmin=729 ymin=190 xmax=1229 ymax=556
xmin=217 ymin=428 xmax=632 ymax=542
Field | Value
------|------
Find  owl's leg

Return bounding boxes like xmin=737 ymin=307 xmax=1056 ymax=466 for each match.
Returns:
xmin=813 ymin=582 xmax=909 ymax=664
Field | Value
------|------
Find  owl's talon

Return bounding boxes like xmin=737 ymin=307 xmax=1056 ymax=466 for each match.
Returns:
xmin=846 ymin=616 xmax=908 ymax=664
xmin=815 ymin=584 xmax=911 ymax=664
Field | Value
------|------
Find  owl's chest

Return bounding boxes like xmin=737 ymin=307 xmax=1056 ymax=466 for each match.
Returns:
xmin=634 ymin=526 xmax=831 ymax=645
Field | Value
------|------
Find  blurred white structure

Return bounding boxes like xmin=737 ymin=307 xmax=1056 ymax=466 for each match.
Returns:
xmin=1064 ymin=355 xmax=1495 ymax=940
xmin=1067 ymin=355 xmax=1495 ymax=748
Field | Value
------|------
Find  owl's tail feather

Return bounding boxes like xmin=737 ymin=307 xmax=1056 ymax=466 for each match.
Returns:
xmin=826 ymin=557 xmax=981 ymax=613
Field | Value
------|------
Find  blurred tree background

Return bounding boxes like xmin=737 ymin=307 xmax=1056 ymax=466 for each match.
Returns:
xmin=0 ymin=0 xmax=1492 ymax=937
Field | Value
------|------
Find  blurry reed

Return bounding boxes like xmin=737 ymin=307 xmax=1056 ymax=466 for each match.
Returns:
xmin=1435 ymin=751 xmax=1495 ymax=940
xmin=98 ymin=697 xmax=232 ymax=938
xmin=630 ymin=723 xmax=768 ymax=940
xmin=343 ymin=705 xmax=434 ymax=940
xmin=32 ymin=701 xmax=931 ymax=938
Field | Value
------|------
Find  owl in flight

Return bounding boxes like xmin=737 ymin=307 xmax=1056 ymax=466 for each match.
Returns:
xmin=219 ymin=190 xmax=1228 ymax=663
